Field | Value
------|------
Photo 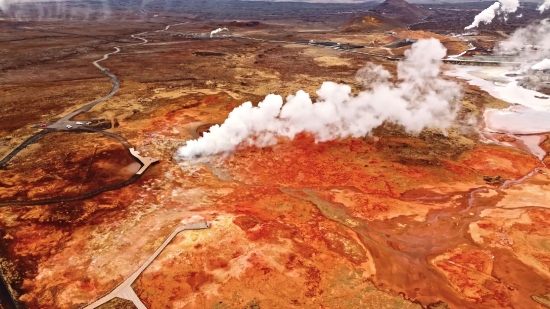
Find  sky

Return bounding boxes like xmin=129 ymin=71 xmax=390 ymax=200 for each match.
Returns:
xmin=249 ymin=0 xmax=546 ymax=3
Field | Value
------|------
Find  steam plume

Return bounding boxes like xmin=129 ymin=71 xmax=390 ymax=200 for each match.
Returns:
xmin=532 ymin=58 xmax=550 ymax=70
xmin=0 ymin=0 xmax=113 ymax=21
xmin=210 ymin=27 xmax=228 ymax=38
xmin=465 ymin=0 xmax=519 ymax=29
xmin=177 ymin=38 xmax=462 ymax=159
xmin=497 ymin=19 xmax=550 ymax=70
xmin=540 ymin=0 xmax=550 ymax=13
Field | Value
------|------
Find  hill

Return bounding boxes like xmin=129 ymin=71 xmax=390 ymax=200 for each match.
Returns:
xmin=343 ymin=12 xmax=406 ymax=32
xmin=371 ymin=0 xmax=432 ymax=23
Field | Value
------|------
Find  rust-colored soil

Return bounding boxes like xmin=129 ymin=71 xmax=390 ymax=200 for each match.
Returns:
xmin=0 ymin=8 xmax=549 ymax=309
xmin=0 ymin=132 xmax=138 ymax=202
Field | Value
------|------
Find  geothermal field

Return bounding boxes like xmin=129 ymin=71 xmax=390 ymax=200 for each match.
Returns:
xmin=1 ymin=0 xmax=550 ymax=308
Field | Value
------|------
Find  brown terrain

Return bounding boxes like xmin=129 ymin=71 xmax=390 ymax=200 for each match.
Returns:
xmin=343 ymin=0 xmax=429 ymax=32
xmin=409 ymin=1 xmax=550 ymax=33
xmin=371 ymin=0 xmax=432 ymax=24
xmin=1 ymin=0 xmax=550 ymax=309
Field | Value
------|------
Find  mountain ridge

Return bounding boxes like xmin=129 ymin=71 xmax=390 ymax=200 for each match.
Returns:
xmin=372 ymin=0 xmax=432 ymax=23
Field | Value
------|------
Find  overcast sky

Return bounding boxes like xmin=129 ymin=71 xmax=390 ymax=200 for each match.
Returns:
xmin=246 ymin=0 xmax=544 ymax=3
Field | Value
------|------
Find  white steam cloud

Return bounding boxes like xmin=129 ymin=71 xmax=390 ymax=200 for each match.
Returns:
xmin=539 ymin=0 xmax=550 ymax=13
xmin=465 ymin=2 xmax=500 ymax=30
xmin=177 ymin=38 xmax=462 ymax=159
xmin=465 ymin=0 xmax=519 ymax=30
xmin=0 ymin=0 xmax=157 ymax=21
xmin=210 ymin=27 xmax=228 ymax=38
xmin=0 ymin=0 xmax=113 ymax=21
xmin=498 ymin=19 xmax=550 ymax=70
xmin=532 ymin=58 xmax=550 ymax=70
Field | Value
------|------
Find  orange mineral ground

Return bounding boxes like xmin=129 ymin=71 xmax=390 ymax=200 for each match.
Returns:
xmin=1 ymin=8 xmax=550 ymax=308
xmin=1 ymin=91 xmax=550 ymax=309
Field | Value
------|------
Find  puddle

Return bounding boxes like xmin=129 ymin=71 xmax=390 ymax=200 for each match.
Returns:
xmin=447 ymin=65 xmax=549 ymax=161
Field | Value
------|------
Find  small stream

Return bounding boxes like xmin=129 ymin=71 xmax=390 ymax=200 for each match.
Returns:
xmin=443 ymin=63 xmax=550 ymax=245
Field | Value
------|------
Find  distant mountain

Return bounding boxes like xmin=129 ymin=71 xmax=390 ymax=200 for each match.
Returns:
xmin=343 ymin=12 xmax=406 ymax=32
xmin=241 ymin=0 xmax=378 ymax=2
xmin=242 ymin=0 xmax=378 ymax=3
xmin=253 ymin=0 xmax=544 ymax=2
xmin=371 ymin=0 xmax=432 ymax=23
xmin=241 ymin=0 xmax=545 ymax=2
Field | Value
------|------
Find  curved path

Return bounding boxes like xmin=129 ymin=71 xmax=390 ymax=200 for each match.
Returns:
xmin=0 ymin=129 xmax=51 ymax=168
xmin=81 ymin=221 xmax=211 ymax=309
xmin=0 ymin=273 xmax=16 ymax=309
xmin=6 ymin=23 xmax=499 ymax=206
xmin=1 ymin=12 xmax=534 ymax=309
xmin=0 ymin=24 xmax=159 ymax=207
xmin=0 ymin=17 xmax=185 ymax=309
xmin=0 ymin=126 xmax=159 ymax=206
xmin=0 ymin=174 xmax=142 ymax=207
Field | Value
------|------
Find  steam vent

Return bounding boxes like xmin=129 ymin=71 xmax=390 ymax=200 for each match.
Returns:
xmin=1 ymin=0 xmax=550 ymax=308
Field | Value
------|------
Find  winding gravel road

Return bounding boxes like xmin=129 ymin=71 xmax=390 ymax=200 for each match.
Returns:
xmin=0 ymin=24 xmax=159 ymax=207
xmin=82 ymin=221 xmax=211 ymax=309
xmin=0 ymin=13 xmax=518 ymax=309
xmin=0 ymin=16 xmax=186 ymax=309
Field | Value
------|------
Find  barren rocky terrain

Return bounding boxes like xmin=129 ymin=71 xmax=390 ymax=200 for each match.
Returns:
xmin=1 ymin=1 xmax=550 ymax=309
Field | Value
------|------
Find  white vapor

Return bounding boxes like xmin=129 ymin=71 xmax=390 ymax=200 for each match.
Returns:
xmin=465 ymin=0 xmax=519 ymax=30
xmin=210 ymin=27 xmax=228 ymax=38
xmin=531 ymin=58 xmax=550 ymax=70
xmin=177 ymin=38 xmax=462 ymax=159
xmin=539 ymin=0 xmax=550 ymax=13
xmin=465 ymin=2 xmax=500 ymax=30
xmin=0 ymin=0 xmax=113 ymax=21
xmin=498 ymin=19 xmax=550 ymax=71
